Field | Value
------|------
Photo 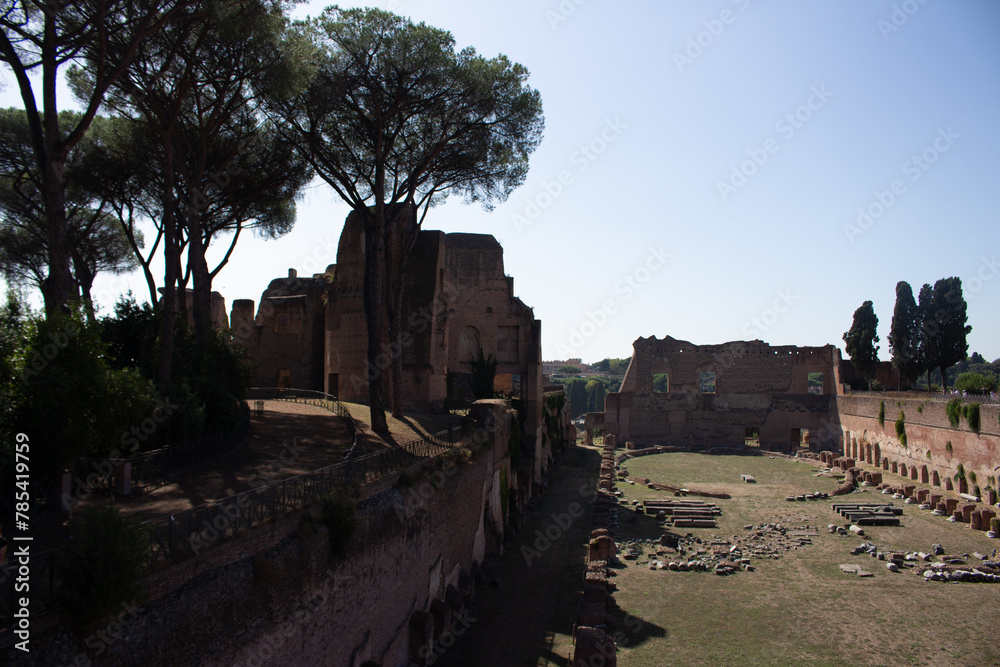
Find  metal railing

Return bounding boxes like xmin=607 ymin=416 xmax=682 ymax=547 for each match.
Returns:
xmin=127 ymin=419 xmax=253 ymax=487
xmin=145 ymin=423 xmax=463 ymax=561
xmin=842 ymin=389 xmax=999 ymax=405
xmin=247 ymin=387 xmax=353 ymax=419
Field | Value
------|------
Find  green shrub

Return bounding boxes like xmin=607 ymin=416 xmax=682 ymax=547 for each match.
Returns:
xmin=955 ymin=463 xmax=966 ymax=481
xmin=964 ymin=402 xmax=981 ymax=433
xmin=946 ymin=399 xmax=962 ymax=427
xmin=895 ymin=411 xmax=906 ymax=446
xmin=878 ymin=401 xmax=885 ymax=427
xmin=57 ymin=504 xmax=152 ymax=626
xmin=319 ymin=492 xmax=357 ymax=561
xmin=954 ymin=371 xmax=997 ymax=394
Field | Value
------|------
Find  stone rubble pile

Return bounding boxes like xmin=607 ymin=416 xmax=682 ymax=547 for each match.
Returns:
xmin=618 ymin=520 xmax=818 ymax=577
xmin=872 ymin=481 xmax=997 ymax=532
xmin=841 ymin=540 xmax=1000 ymax=583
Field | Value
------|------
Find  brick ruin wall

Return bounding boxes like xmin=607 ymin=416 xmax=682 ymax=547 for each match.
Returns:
xmin=231 ymin=269 xmax=331 ymax=391
xmin=836 ymin=394 xmax=1000 ymax=494
xmin=604 ymin=336 xmax=841 ymax=451
xmin=21 ymin=404 xmax=516 ymax=667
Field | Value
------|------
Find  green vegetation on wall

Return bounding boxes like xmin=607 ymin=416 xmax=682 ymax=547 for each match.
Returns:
xmin=895 ymin=410 xmax=907 ymax=447
xmin=946 ymin=399 xmax=962 ymax=427
xmin=878 ymin=400 xmax=885 ymax=427
xmin=963 ymin=402 xmax=981 ymax=433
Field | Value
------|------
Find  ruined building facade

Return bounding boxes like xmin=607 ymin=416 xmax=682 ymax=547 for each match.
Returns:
xmin=604 ymin=335 xmax=841 ymax=451
xmin=232 ymin=209 xmax=547 ymax=479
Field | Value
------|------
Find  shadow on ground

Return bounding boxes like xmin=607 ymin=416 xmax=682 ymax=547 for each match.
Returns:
xmin=433 ymin=445 xmax=664 ymax=667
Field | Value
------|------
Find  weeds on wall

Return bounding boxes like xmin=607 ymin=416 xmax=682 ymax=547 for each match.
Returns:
xmin=954 ymin=463 xmax=966 ymax=482
xmin=946 ymin=399 xmax=962 ymax=427
xmin=895 ymin=411 xmax=907 ymax=447
xmin=57 ymin=503 xmax=152 ymax=627
xmin=962 ymin=402 xmax=981 ymax=433
xmin=878 ymin=400 xmax=885 ymax=427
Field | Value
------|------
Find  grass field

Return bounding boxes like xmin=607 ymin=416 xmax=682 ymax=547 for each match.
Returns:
xmin=611 ymin=452 xmax=1000 ymax=667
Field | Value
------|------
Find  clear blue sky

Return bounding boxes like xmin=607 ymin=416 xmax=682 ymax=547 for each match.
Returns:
xmin=3 ymin=0 xmax=999 ymax=364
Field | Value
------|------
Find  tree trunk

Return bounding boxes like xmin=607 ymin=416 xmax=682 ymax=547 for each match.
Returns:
xmin=363 ymin=207 xmax=389 ymax=433
xmin=39 ymin=13 xmax=72 ymax=317
xmin=187 ymin=200 xmax=212 ymax=343
xmin=157 ymin=141 xmax=178 ymax=389
xmin=940 ymin=365 xmax=948 ymax=392
xmin=42 ymin=152 xmax=73 ymax=316
xmin=71 ymin=251 xmax=96 ymax=323
xmin=387 ymin=205 xmax=419 ymax=419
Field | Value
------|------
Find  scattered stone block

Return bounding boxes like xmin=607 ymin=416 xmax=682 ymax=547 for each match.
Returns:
xmin=573 ymin=627 xmax=617 ymax=667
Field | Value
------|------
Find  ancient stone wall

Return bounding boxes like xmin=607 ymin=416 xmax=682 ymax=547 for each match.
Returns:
xmin=24 ymin=403 xmax=517 ymax=667
xmin=836 ymin=394 xmax=1000 ymax=495
xmin=605 ymin=336 xmax=840 ymax=451
xmin=231 ymin=268 xmax=331 ymax=390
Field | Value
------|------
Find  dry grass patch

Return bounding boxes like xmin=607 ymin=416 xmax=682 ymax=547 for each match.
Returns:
xmin=612 ymin=452 xmax=1000 ymax=667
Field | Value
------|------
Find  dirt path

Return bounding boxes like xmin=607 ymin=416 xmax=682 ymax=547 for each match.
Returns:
xmin=436 ymin=445 xmax=600 ymax=667
xmin=105 ymin=400 xmax=355 ymax=521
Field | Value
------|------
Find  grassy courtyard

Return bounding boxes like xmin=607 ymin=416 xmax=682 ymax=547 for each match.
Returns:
xmin=611 ymin=452 xmax=1000 ymax=667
